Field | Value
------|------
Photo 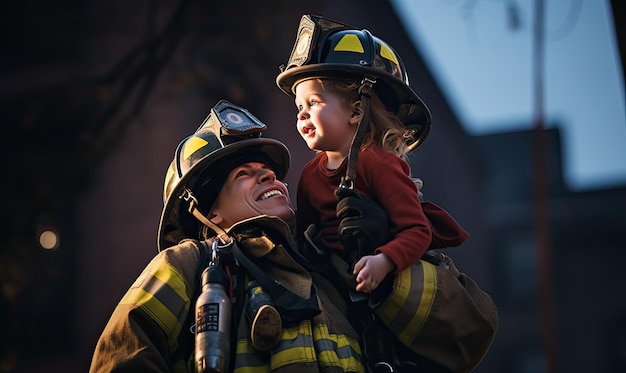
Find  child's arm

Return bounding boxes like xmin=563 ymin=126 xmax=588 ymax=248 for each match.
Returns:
xmin=366 ymin=152 xmax=432 ymax=272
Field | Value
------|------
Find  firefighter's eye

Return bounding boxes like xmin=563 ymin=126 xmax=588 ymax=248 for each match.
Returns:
xmin=235 ymin=170 xmax=249 ymax=178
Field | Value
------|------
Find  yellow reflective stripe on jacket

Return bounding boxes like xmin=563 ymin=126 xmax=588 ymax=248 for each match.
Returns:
xmin=233 ymin=339 xmax=267 ymax=372
xmin=313 ymin=322 xmax=363 ymax=371
xmin=271 ymin=321 xmax=316 ymax=369
xmin=375 ymin=260 xmax=438 ymax=347
xmin=120 ymin=261 xmax=191 ymax=351
xmin=233 ymin=320 xmax=364 ymax=372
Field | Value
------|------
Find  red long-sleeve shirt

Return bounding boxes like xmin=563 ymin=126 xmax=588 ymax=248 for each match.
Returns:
xmin=296 ymin=145 xmax=432 ymax=272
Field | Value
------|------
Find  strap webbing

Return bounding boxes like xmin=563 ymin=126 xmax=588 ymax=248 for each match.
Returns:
xmin=230 ymin=241 xmax=320 ymax=326
xmin=339 ymin=77 xmax=375 ymax=190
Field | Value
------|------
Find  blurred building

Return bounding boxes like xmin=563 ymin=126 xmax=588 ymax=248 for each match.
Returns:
xmin=476 ymin=127 xmax=626 ymax=372
xmin=1 ymin=1 xmax=624 ymax=372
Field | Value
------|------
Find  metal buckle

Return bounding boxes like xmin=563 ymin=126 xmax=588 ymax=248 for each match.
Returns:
xmin=338 ymin=176 xmax=354 ymax=190
xmin=180 ymin=187 xmax=202 ymax=215
xmin=358 ymin=76 xmax=377 ymax=97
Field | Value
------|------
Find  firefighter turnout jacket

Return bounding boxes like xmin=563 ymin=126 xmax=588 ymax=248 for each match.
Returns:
xmin=90 ymin=216 xmax=365 ymax=373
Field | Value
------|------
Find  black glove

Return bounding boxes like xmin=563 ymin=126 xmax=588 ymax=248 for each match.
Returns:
xmin=335 ymin=187 xmax=389 ymax=266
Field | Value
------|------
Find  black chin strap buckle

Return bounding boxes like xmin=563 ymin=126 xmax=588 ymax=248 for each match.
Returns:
xmin=358 ymin=76 xmax=377 ymax=97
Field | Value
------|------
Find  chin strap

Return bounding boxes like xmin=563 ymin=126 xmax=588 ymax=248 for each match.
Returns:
xmin=180 ymin=187 xmax=231 ymax=244
xmin=338 ymin=76 xmax=376 ymax=191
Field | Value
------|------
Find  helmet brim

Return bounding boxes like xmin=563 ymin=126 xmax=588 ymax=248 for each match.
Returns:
xmin=157 ymin=137 xmax=290 ymax=251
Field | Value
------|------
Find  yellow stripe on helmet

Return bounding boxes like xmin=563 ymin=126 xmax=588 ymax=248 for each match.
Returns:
xmin=334 ymin=33 xmax=365 ymax=53
xmin=182 ymin=136 xmax=209 ymax=161
xmin=379 ymin=41 xmax=399 ymax=66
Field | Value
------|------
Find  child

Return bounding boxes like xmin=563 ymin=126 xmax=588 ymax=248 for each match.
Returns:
xmin=276 ymin=15 xmax=439 ymax=294
xmin=273 ymin=18 xmax=484 ymax=370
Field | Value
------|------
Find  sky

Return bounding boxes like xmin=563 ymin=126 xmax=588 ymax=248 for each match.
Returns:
xmin=391 ymin=0 xmax=626 ymax=191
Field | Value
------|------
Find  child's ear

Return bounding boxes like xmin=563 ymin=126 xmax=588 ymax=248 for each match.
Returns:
xmin=350 ymin=100 xmax=364 ymax=124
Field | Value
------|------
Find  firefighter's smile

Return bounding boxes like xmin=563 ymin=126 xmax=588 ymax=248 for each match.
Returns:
xmin=257 ymin=188 xmax=285 ymax=201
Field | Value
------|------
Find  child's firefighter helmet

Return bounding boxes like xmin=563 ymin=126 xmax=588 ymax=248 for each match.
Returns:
xmin=157 ymin=100 xmax=290 ymax=251
xmin=276 ymin=15 xmax=431 ymax=151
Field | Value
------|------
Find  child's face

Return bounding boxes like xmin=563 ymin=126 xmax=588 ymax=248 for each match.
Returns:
xmin=294 ymin=79 xmax=358 ymax=154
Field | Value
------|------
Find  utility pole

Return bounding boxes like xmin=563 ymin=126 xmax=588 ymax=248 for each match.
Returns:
xmin=532 ymin=0 xmax=559 ymax=371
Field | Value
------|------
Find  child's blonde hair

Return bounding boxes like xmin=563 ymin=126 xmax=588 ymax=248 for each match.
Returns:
xmin=318 ymin=78 xmax=409 ymax=159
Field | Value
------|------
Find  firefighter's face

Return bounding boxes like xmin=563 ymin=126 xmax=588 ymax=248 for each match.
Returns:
xmin=208 ymin=162 xmax=294 ymax=228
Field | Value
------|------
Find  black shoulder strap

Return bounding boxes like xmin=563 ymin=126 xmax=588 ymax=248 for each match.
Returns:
xmin=230 ymin=241 xmax=320 ymax=326
xmin=339 ymin=79 xmax=374 ymax=191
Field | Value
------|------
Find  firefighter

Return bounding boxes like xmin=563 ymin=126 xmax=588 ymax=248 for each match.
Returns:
xmin=89 ymin=99 xmax=391 ymax=372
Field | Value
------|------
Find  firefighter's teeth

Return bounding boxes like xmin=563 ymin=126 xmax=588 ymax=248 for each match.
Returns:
xmin=260 ymin=190 xmax=282 ymax=200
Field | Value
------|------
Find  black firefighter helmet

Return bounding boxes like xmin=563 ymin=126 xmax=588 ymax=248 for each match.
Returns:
xmin=276 ymin=14 xmax=432 ymax=151
xmin=157 ymin=100 xmax=290 ymax=251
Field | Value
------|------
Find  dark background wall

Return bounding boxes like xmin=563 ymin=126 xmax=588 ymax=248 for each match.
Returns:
xmin=1 ymin=1 xmax=624 ymax=372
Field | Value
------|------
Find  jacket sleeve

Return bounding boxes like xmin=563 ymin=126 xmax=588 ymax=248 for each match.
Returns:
xmin=364 ymin=151 xmax=432 ymax=271
xmin=89 ymin=240 xmax=204 ymax=372
xmin=89 ymin=303 xmax=173 ymax=372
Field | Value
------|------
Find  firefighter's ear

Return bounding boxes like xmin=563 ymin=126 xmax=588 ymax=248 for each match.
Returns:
xmin=349 ymin=100 xmax=363 ymax=125
xmin=208 ymin=212 xmax=223 ymax=225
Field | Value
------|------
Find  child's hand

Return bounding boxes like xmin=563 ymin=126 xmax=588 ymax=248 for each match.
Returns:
xmin=353 ymin=253 xmax=395 ymax=293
